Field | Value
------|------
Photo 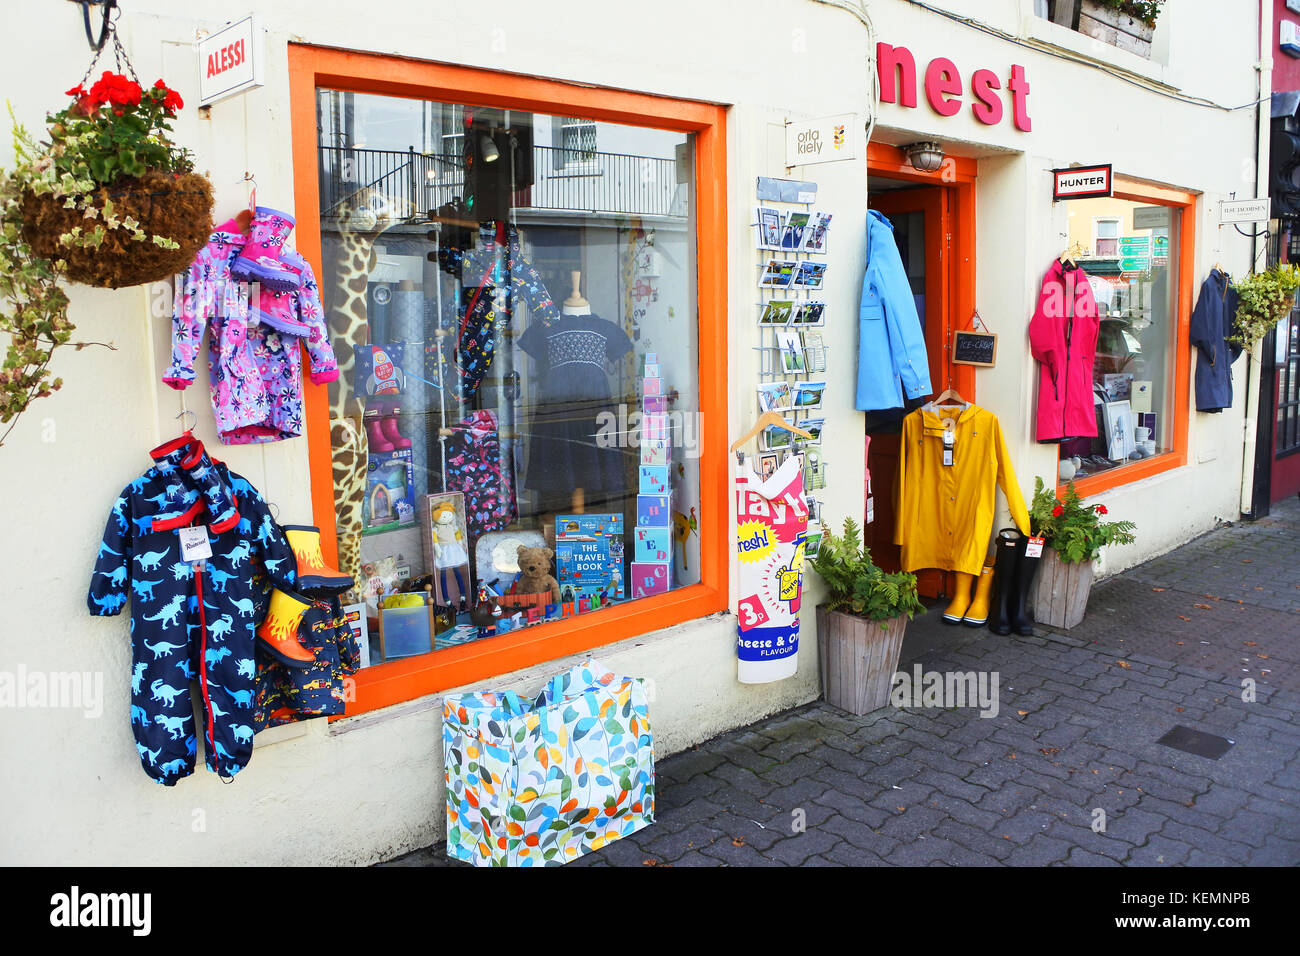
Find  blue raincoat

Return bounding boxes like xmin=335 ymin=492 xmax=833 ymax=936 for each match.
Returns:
xmin=855 ymin=210 xmax=933 ymax=411
xmin=1189 ymin=268 xmax=1242 ymax=413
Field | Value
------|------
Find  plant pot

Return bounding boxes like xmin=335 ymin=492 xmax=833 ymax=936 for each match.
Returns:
xmin=20 ymin=169 xmax=213 ymax=289
xmin=1078 ymin=1 xmax=1155 ymax=58
xmin=816 ymin=605 xmax=908 ymax=716
xmin=1031 ymin=546 xmax=1096 ymax=629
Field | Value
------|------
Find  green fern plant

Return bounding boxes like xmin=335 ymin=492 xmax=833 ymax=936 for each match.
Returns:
xmin=810 ymin=517 xmax=923 ymax=622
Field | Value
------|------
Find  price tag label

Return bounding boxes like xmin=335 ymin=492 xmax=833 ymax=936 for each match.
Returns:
xmin=1025 ymin=536 xmax=1045 ymax=559
xmin=179 ymin=526 xmax=213 ymax=562
xmin=865 ymin=496 xmax=875 ymax=524
xmin=943 ymin=448 xmax=954 ymax=467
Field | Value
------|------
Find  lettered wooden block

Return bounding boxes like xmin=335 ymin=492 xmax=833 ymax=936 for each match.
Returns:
xmin=638 ymin=465 xmax=670 ymax=494
xmin=637 ymin=493 xmax=672 ymax=527
xmin=631 ymin=562 xmax=670 ymax=597
xmin=634 ymin=526 xmax=673 ymax=563
xmin=640 ymin=440 xmax=669 ymax=466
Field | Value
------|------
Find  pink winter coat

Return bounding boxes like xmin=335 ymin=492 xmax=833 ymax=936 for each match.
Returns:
xmin=1028 ymin=260 xmax=1100 ymax=443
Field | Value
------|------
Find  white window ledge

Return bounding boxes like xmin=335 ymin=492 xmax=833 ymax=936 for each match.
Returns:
xmin=1022 ymin=13 xmax=1171 ymax=87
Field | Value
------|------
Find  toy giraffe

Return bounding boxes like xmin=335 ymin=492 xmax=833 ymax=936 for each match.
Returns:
xmin=321 ymin=188 xmax=407 ymax=596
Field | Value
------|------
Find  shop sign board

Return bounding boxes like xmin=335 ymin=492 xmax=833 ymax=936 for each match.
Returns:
xmin=198 ymin=15 xmax=264 ymax=107
xmin=786 ymin=114 xmax=857 ymax=167
xmin=1219 ymin=198 xmax=1270 ymax=224
xmin=1052 ymin=164 xmax=1112 ymax=200
xmin=1132 ymin=205 xmax=1169 ymax=230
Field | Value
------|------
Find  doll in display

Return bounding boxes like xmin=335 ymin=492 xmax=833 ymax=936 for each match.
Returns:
xmin=431 ymin=501 xmax=470 ymax=609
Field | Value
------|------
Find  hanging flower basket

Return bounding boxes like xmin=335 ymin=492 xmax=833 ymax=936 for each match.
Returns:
xmin=13 ymin=49 xmax=213 ymax=290
xmin=20 ymin=168 xmax=211 ymax=289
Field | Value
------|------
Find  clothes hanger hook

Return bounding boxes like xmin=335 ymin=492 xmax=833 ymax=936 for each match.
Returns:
xmin=175 ymin=408 xmax=197 ymax=434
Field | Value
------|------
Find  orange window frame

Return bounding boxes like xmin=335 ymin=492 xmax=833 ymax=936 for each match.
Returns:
xmin=1060 ymin=175 xmax=1197 ymax=498
xmin=287 ymin=45 xmax=729 ymax=717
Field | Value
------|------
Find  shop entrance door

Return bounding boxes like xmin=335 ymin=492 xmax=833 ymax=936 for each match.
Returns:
xmin=862 ymin=153 xmax=976 ymax=598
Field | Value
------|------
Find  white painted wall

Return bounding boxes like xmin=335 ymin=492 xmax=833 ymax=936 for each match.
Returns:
xmin=0 ymin=0 xmax=1260 ymax=864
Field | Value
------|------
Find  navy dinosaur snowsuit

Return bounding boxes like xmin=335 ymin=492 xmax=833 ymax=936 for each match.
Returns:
xmin=88 ymin=439 xmax=296 ymax=784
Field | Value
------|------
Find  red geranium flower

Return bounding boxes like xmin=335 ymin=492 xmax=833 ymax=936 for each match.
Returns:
xmin=1051 ymin=505 xmax=1064 ymax=517
xmin=1094 ymin=504 xmax=1108 ymax=515
xmin=87 ymin=71 xmax=141 ymax=109
xmin=65 ymin=84 xmax=87 ymax=98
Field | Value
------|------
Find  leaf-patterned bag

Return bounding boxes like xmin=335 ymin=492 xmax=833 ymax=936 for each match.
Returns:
xmin=443 ymin=658 xmax=655 ymax=866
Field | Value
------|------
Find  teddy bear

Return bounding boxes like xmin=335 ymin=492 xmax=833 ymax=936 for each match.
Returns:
xmin=514 ymin=545 xmax=561 ymax=604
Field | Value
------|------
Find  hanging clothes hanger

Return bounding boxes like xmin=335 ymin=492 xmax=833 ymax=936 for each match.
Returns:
xmin=730 ymin=411 xmax=812 ymax=454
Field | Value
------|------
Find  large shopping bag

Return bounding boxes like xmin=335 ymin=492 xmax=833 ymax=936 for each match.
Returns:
xmin=443 ymin=658 xmax=655 ymax=866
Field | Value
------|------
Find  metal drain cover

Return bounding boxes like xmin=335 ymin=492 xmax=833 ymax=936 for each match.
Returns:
xmin=1157 ymin=725 xmax=1234 ymax=760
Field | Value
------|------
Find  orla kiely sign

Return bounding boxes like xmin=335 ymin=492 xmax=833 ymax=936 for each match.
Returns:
xmin=786 ymin=114 xmax=857 ymax=167
xmin=198 ymin=15 xmax=264 ymax=107
xmin=1053 ymin=164 xmax=1113 ymax=200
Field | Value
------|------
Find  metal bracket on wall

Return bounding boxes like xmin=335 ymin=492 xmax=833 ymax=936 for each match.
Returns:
xmin=68 ymin=0 xmax=119 ymax=53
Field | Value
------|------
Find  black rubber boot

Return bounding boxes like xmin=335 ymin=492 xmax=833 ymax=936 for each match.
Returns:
xmin=987 ymin=529 xmax=1022 ymax=635
xmin=1010 ymin=535 xmax=1039 ymax=636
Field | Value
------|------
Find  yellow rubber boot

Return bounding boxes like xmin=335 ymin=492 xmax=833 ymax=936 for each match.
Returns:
xmin=941 ymin=572 xmax=975 ymax=625
xmin=963 ymin=562 xmax=996 ymax=627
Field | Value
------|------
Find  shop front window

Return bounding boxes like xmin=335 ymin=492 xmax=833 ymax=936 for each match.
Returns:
xmin=1062 ymin=195 xmax=1182 ymax=483
xmin=312 ymin=87 xmax=701 ymax=669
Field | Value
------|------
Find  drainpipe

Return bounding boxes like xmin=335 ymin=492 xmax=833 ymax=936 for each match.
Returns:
xmin=806 ymin=0 xmax=880 ymax=146
xmin=1241 ymin=0 xmax=1273 ymax=518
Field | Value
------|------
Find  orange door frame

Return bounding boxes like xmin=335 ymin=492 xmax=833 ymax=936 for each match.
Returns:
xmin=287 ymin=45 xmax=728 ymax=717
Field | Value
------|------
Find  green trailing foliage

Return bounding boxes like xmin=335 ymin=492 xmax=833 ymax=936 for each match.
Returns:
xmin=810 ymin=516 xmax=924 ymax=622
xmin=1092 ymin=0 xmax=1165 ymax=28
xmin=1029 ymin=477 xmax=1137 ymax=564
xmin=1230 ymin=264 xmax=1300 ymax=351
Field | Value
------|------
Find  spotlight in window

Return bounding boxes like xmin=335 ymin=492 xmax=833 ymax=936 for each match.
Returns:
xmin=903 ymin=141 xmax=945 ymax=173
xmin=480 ymin=133 xmax=500 ymax=164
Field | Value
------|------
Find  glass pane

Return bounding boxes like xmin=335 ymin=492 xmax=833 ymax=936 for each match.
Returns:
xmin=316 ymin=90 xmax=699 ymax=667
xmin=1061 ymin=198 xmax=1177 ymax=479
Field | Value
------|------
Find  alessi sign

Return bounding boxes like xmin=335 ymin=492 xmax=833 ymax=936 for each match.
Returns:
xmin=198 ymin=15 xmax=265 ymax=107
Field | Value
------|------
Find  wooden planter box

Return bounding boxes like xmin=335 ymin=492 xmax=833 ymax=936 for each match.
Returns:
xmin=1031 ymin=547 xmax=1096 ymax=629
xmin=816 ymin=606 xmax=908 ymax=716
xmin=1078 ymin=1 xmax=1155 ymax=58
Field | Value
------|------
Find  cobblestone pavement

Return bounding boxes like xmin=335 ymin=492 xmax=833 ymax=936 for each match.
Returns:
xmin=389 ymin=498 xmax=1300 ymax=867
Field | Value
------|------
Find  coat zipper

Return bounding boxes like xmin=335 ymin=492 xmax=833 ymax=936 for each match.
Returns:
xmin=1061 ymin=267 xmax=1075 ymax=436
xmin=195 ymin=561 xmax=216 ymax=765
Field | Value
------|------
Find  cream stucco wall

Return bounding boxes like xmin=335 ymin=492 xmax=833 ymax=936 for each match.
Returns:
xmin=0 ymin=0 xmax=1264 ymax=864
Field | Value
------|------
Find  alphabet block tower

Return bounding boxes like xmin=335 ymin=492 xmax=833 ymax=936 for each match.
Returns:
xmin=632 ymin=354 xmax=673 ymax=597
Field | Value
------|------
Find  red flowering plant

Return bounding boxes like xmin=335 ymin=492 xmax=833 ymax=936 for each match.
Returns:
xmin=51 ymin=72 xmax=193 ymax=183
xmin=1028 ymin=478 xmax=1137 ymax=564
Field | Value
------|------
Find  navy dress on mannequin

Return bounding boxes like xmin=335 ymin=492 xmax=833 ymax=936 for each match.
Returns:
xmin=517 ymin=313 xmax=632 ymax=505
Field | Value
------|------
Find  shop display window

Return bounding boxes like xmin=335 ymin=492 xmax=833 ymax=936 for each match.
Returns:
xmin=1058 ymin=191 xmax=1189 ymax=489
xmin=309 ymin=85 xmax=704 ymax=671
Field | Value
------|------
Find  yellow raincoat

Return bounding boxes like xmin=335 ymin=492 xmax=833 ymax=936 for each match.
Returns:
xmin=894 ymin=403 xmax=1030 ymax=575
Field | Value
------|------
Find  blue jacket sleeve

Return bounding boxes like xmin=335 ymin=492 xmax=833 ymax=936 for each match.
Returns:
xmin=1188 ymin=280 xmax=1217 ymax=365
xmin=878 ymin=254 xmax=933 ymax=399
xmin=88 ymin=489 xmax=133 ymax=616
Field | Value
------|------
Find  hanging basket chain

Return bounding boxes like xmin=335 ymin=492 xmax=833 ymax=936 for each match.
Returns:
xmin=76 ymin=7 xmax=140 ymax=90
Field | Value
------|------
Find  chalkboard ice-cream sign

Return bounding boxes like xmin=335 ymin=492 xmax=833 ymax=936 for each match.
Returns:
xmin=951 ymin=330 xmax=998 ymax=367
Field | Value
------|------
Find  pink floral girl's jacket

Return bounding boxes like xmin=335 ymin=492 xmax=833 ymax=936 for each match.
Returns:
xmin=165 ymin=219 xmax=339 ymax=444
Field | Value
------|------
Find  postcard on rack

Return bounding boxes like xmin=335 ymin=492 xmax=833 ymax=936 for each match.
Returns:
xmin=802 ymin=331 xmax=827 ymax=373
xmin=780 ymin=211 xmax=811 ymax=251
xmin=801 ymin=211 xmax=832 ymax=253
xmin=775 ymin=330 xmax=805 ymax=374
xmin=759 ymin=259 xmax=797 ymax=288
xmin=795 ymin=300 xmax=825 ymax=326
xmin=792 ymin=261 xmax=826 ymax=289
xmin=758 ymin=299 xmax=795 ymax=326
xmin=756 ymin=381 xmax=792 ymax=412
xmin=796 ymin=418 xmax=824 ymax=444
xmin=792 ymin=379 xmax=827 ymax=408
xmin=755 ymin=206 xmax=784 ymax=249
